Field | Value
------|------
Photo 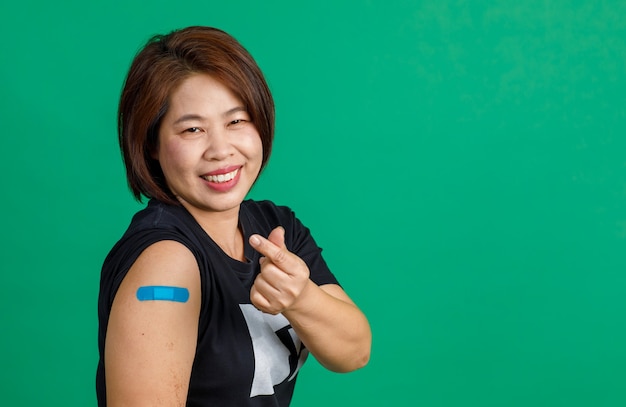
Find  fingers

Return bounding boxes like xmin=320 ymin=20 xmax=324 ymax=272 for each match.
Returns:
xmin=250 ymin=270 xmax=289 ymax=315
xmin=267 ymin=226 xmax=286 ymax=249
xmin=249 ymin=227 xmax=292 ymax=269
xmin=250 ymin=268 xmax=308 ymax=315
xmin=249 ymin=226 xmax=312 ymax=314
xmin=250 ymin=284 xmax=277 ymax=314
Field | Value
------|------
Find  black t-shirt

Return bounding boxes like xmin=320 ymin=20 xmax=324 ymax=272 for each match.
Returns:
xmin=96 ymin=199 xmax=339 ymax=406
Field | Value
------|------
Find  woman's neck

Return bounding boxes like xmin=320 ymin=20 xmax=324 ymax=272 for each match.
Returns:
xmin=182 ymin=203 xmax=246 ymax=261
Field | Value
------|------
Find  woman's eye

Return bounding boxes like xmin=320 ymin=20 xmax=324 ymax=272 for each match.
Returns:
xmin=230 ymin=119 xmax=244 ymax=125
xmin=185 ymin=127 xmax=201 ymax=133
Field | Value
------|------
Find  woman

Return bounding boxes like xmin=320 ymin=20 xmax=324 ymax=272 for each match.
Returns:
xmin=96 ymin=26 xmax=371 ymax=406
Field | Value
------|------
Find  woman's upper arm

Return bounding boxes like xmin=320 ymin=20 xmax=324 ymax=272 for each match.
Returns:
xmin=105 ymin=240 xmax=201 ymax=406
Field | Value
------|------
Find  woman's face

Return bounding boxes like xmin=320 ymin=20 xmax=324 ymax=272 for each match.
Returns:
xmin=157 ymin=73 xmax=263 ymax=218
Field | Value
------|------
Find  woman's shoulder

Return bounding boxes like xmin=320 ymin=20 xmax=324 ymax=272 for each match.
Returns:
xmin=126 ymin=199 xmax=192 ymax=232
xmin=106 ymin=200 xmax=201 ymax=265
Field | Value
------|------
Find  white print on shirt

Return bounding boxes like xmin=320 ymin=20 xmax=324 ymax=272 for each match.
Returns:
xmin=239 ymin=304 xmax=308 ymax=397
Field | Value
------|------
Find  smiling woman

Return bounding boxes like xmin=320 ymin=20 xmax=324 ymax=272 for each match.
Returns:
xmin=96 ymin=26 xmax=371 ymax=406
xmin=156 ymin=73 xmax=263 ymax=236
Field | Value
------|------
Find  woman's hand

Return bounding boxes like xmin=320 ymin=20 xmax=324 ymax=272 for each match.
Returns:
xmin=249 ymin=227 xmax=312 ymax=314
xmin=249 ymin=226 xmax=371 ymax=372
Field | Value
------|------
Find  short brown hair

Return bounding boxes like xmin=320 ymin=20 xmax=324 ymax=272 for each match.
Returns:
xmin=118 ymin=26 xmax=275 ymax=204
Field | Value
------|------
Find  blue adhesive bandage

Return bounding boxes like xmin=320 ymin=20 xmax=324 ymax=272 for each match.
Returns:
xmin=136 ymin=286 xmax=189 ymax=303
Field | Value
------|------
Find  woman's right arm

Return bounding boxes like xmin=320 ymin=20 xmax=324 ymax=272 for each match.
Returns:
xmin=104 ymin=240 xmax=201 ymax=406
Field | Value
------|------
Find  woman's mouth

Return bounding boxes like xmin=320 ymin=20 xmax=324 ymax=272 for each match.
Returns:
xmin=201 ymin=168 xmax=240 ymax=183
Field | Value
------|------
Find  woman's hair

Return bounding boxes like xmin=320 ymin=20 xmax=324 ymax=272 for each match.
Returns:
xmin=118 ymin=26 xmax=275 ymax=204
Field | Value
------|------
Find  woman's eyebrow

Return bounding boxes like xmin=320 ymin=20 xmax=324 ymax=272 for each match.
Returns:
xmin=172 ymin=107 xmax=246 ymax=125
xmin=223 ymin=106 xmax=247 ymax=117
xmin=172 ymin=114 xmax=205 ymax=126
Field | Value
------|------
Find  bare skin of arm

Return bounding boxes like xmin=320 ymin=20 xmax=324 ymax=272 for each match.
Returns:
xmin=249 ymin=227 xmax=372 ymax=373
xmin=104 ymin=240 xmax=201 ymax=407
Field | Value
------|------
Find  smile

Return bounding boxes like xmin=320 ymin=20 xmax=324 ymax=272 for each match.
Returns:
xmin=201 ymin=168 xmax=239 ymax=183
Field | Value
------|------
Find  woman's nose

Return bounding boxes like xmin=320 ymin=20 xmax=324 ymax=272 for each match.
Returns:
xmin=203 ymin=129 xmax=233 ymax=160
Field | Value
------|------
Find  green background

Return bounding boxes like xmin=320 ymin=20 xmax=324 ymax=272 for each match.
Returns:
xmin=1 ymin=1 xmax=625 ymax=405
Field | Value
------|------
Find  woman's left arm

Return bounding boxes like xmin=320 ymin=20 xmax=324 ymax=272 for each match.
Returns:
xmin=249 ymin=227 xmax=372 ymax=373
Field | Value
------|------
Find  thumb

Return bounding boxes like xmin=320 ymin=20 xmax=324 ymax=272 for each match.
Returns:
xmin=267 ymin=226 xmax=286 ymax=249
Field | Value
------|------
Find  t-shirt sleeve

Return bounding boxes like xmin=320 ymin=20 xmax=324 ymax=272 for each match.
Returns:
xmin=100 ymin=229 xmax=200 ymax=306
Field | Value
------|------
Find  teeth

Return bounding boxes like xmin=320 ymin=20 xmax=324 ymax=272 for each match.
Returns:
xmin=203 ymin=168 xmax=239 ymax=183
